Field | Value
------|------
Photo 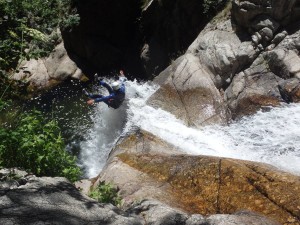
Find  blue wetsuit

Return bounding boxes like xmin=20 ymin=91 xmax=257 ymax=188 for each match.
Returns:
xmin=88 ymin=78 xmax=126 ymax=109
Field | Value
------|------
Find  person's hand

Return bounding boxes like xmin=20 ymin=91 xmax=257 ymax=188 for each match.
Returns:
xmin=119 ymin=70 xmax=124 ymax=76
xmin=87 ymin=99 xmax=95 ymax=105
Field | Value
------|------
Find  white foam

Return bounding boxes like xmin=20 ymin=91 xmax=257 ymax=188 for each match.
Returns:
xmin=80 ymin=80 xmax=300 ymax=177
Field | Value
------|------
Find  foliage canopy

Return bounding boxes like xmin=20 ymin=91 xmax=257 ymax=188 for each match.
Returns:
xmin=0 ymin=0 xmax=79 ymax=70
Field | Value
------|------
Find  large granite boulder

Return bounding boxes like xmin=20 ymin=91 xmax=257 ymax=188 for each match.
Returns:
xmin=129 ymin=200 xmax=281 ymax=225
xmin=224 ymin=26 xmax=300 ymax=118
xmin=94 ymin=129 xmax=300 ymax=225
xmin=187 ymin=18 xmax=259 ymax=90
xmin=147 ymin=53 xmax=230 ymax=127
xmin=12 ymin=42 xmax=85 ymax=93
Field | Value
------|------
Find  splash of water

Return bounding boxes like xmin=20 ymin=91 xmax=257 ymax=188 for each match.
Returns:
xmin=80 ymin=80 xmax=300 ymax=177
xmin=78 ymin=79 xmax=156 ymax=177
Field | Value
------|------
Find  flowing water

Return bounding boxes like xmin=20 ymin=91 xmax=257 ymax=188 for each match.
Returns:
xmin=78 ymin=80 xmax=300 ymax=178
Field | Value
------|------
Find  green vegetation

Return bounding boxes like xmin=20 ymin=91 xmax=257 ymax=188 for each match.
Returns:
xmin=0 ymin=0 xmax=81 ymax=183
xmin=0 ymin=101 xmax=81 ymax=182
xmin=89 ymin=181 xmax=122 ymax=206
xmin=0 ymin=0 xmax=79 ymax=71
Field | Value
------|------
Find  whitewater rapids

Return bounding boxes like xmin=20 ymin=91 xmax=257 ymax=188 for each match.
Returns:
xmin=79 ymin=80 xmax=300 ymax=178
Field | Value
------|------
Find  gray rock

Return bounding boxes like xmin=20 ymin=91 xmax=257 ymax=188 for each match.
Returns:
xmin=224 ymin=54 xmax=283 ymax=119
xmin=188 ymin=19 xmax=259 ymax=89
xmin=266 ymin=49 xmax=300 ymax=79
xmin=0 ymin=176 xmax=142 ymax=225
xmin=206 ymin=211 xmax=281 ymax=225
xmin=259 ymin=27 xmax=273 ymax=41
xmin=276 ymin=29 xmax=300 ymax=51
xmin=130 ymin=200 xmax=189 ymax=225
xmin=250 ymin=16 xmax=280 ymax=33
xmin=278 ymin=78 xmax=300 ymax=103
xmin=147 ymin=53 xmax=229 ymax=127
xmin=232 ymin=0 xmax=300 ymax=28
xmin=185 ymin=214 xmax=206 ymax=225
xmin=271 ymin=31 xmax=288 ymax=45
xmin=13 ymin=58 xmax=50 ymax=88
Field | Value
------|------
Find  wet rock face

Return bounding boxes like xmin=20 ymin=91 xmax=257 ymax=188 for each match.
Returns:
xmin=224 ymin=53 xmax=283 ymax=119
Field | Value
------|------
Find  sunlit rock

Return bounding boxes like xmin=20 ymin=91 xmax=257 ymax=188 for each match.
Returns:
xmin=12 ymin=42 xmax=84 ymax=93
xmin=97 ymin=129 xmax=300 ymax=225
xmin=187 ymin=18 xmax=259 ymax=90
xmin=13 ymin=58 xmax=50 ymax=89
xmin=147 ymin=53 xmax=230 ymax=128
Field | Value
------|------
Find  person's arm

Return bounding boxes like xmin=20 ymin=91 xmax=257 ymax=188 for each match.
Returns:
xmin=99 ymin=80 xmax=113 ymax=94
xmin=87 ymin=93 xmax=116 ymax=105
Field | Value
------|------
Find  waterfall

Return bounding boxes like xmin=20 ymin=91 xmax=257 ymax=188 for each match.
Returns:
xmin=78 ymin=79 xmax=157 ymax=177
xmin=79 ymin=80 xmax=300 ymax=178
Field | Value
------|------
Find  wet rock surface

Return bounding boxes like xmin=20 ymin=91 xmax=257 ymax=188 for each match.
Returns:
xmin=96 ymin=130 xmax=300 ymax=225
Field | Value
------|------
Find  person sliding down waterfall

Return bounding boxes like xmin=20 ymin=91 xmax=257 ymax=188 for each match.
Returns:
xmin=83 ymin=70 xmax=127 ymax=109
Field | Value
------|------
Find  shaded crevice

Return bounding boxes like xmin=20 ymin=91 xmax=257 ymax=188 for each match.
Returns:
xmin=244 ymin=164 xmax=275 ymax=182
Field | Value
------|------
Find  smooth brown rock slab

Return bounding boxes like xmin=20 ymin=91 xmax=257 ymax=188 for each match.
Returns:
xmin=117 ymin=153 xmax=300 ymax=225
